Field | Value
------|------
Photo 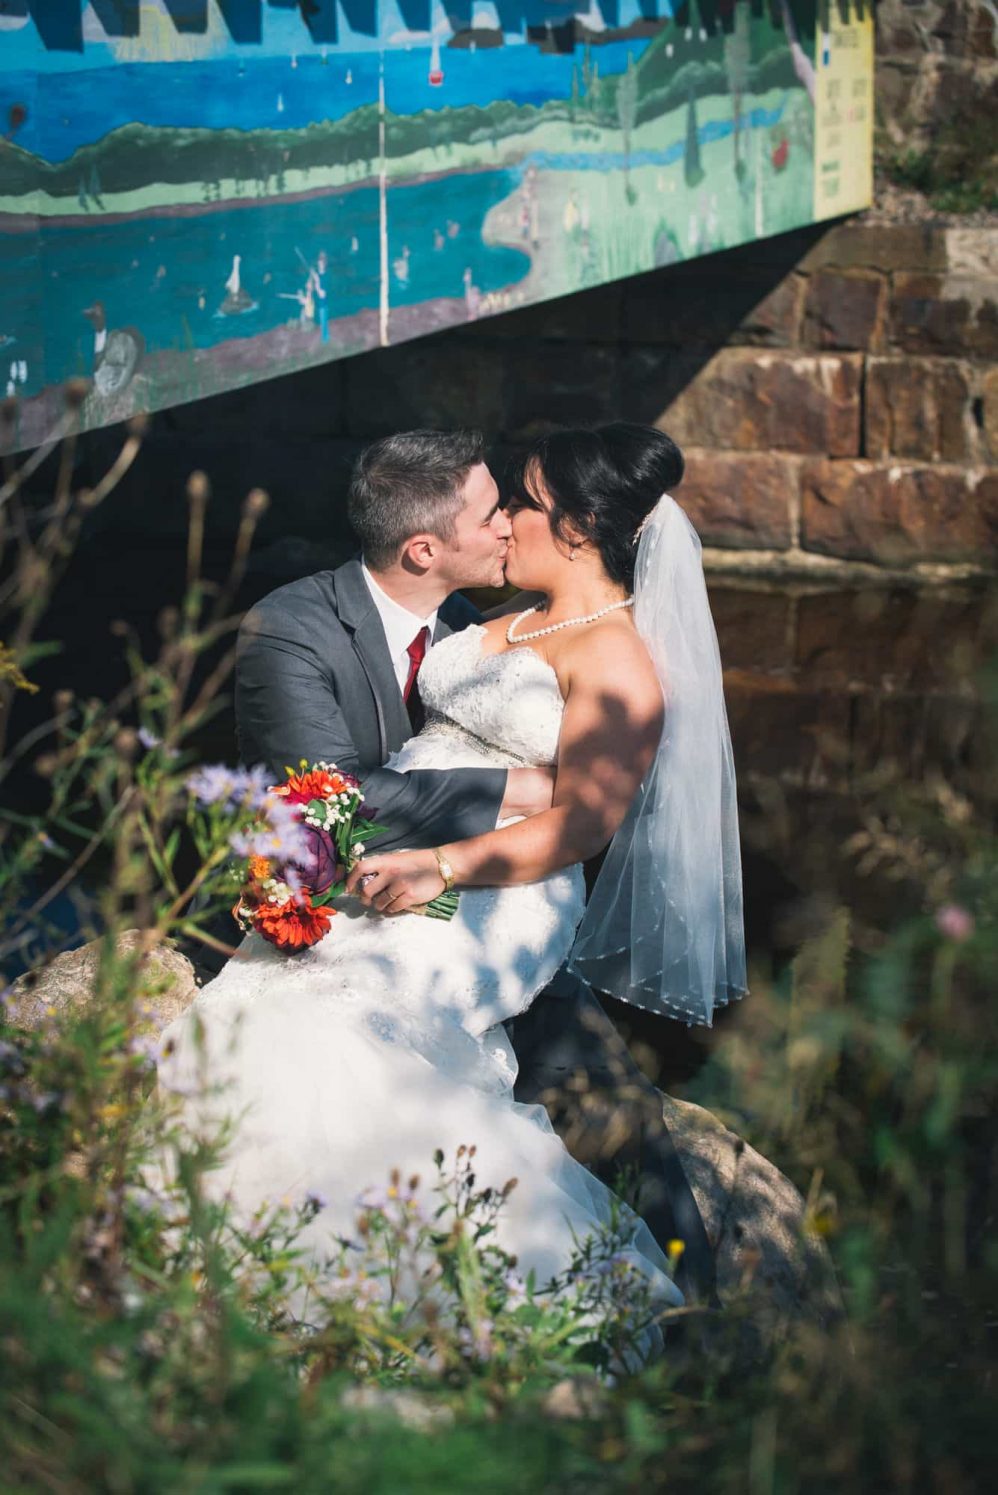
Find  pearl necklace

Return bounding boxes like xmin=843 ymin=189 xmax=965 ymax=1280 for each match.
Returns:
xmin=506 ymin=598 xmax=634 ymax=644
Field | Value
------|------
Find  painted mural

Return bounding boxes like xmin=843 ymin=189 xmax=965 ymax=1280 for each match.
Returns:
xmin=0 ymin=1 xmax=872 ymax=453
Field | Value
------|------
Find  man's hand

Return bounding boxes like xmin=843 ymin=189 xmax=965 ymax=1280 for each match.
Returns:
xmin=500 ymin=766 xmax=556 ymax=820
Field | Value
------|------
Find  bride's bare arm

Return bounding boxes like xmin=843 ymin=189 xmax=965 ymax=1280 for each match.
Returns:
xmin=346 ymin=627 xmax=663 ymax=910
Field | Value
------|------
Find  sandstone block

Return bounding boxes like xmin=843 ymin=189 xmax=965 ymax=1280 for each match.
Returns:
xmin=708 ymin=585 xmax=795 ymax=675
xmin=679 ymin=449 xmax=797 ymax=550
xmin=888 ymin=274 xmax=998 ymax=359
xmin=945 ymin=228 xmax=998 ymax=278
xmin=795 ymin=588 xmax=991 ymax=692
xmin=803 ymin=270 xmax=886 ymax=351
xmin=801 ymin=459 xmax=998 ymax=566
xmin=344 ymin=340 xmax=508 ymax=437
xmin=620 ymin=265 xmax=805 ymax=348
xmin=800 ymin=222 xmax=947 ymax=275
xmin=650 ymin=349 xmax=862 ymax=456
xmin=865 ymin=356 xmax=973 ymax=462
xmin=982 ymin=365 xmax=998 ymax=461
xmin=500 ymin=343 xmax=620 ymax=439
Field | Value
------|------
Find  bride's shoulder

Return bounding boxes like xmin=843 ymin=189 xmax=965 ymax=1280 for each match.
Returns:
xmin=562 ymin=617 xmax=661 ymax=705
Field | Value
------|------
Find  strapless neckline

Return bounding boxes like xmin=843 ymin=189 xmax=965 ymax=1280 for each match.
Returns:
xmin=465 ymin=623 xmax=562 ymax=694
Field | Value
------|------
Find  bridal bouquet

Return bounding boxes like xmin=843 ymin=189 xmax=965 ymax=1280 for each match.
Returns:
xmin=232 ymin=761 xmax=458 ymax=951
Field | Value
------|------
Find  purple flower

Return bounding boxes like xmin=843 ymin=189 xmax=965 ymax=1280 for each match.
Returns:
xmin=29 ymin=1090 xmax=61 ymax=1114
xmin=304 ymin=1191 xmax=328 ymax=1214
xmin=126 ymin=1032 xmax=163 ymax=1069
xmin=187 ymin=763 xmax=271 ymax=812
xmin=935 ymin=904 xmax=975 ymax=943
xmin=230 ymin=796 xmax=310 ymax=864
xmin=138 ymin=726 xmax=179 ymax=760
xmin=504 ymin=1270 xmax=527 ymax=1306
xmin=458 ymin=1319 xmax=495 ymax=1360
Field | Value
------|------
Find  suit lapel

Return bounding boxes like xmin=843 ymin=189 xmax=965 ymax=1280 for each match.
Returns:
xmin=333 ymin=559 xmax=409 ymax=755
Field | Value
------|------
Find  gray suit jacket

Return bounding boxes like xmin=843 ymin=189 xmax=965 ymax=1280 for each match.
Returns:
xmin=235 ymin=557 xmax=507 ymax=851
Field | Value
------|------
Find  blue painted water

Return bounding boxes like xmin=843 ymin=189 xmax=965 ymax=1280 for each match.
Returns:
xmin=5 ymin=44 xmax=648 ymax=163
xmin=0 ymin=170 xmax=528 ymax=395
xmin=530 ymin=99 xmax=788 ymax=171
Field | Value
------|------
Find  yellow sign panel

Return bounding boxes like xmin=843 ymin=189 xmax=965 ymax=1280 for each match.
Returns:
xmin=814 ymin=3 xmax=875 ymax=219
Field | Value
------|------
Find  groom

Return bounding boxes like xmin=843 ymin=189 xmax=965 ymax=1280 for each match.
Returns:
xmin=236 ymin=429 xmax=553 ymax=842
xmin=236 ymin=428 xmax=715 ymax=1300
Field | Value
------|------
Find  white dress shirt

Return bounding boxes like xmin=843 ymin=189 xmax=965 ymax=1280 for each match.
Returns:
xmin=361 ymin=562 xmax=439 ymax=696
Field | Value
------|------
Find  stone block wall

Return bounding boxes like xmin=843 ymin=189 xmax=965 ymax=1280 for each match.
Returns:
xmin=670 ymin=220 xmax=998 ymax=576
xmin=79 ymin=216 xmax=998 ymax=584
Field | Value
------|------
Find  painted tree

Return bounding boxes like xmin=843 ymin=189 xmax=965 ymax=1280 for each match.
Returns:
xmin=723 ymin=0 xmax=752 ymax=181
xmin=616 ymin=53 xmax=638 ymax=199
xmin=684 ymin=83 xmax=704 ymax=188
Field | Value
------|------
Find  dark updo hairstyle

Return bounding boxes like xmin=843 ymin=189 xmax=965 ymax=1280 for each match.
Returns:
xmin=504 ymin=422 xmax=684 ymax=591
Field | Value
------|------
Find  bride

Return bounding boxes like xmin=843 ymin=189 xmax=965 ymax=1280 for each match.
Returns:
xmin=158 ymin=422 xmax=746 ymax=1324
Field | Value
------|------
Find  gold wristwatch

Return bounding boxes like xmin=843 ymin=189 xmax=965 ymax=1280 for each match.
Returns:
xmin=432 ymin=847 xmax=456 ymax=893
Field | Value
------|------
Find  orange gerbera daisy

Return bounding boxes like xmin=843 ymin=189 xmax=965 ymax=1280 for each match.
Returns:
xmin=253 ymin=894 xmax=336 ymax=950
xmin=270 ymin=767 xmax=358 ymax=806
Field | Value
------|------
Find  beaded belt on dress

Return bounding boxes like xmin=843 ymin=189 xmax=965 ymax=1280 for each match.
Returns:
xmin=421 ymin=710 xmax=533 ymax=767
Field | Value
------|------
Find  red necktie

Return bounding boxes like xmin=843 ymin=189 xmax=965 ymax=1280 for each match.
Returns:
xmin=404 ymin=626 xmax=430 ymax=730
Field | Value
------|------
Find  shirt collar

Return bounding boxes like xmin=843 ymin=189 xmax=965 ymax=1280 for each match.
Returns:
xmin=361 ymin=562 xmax=438 ymax=660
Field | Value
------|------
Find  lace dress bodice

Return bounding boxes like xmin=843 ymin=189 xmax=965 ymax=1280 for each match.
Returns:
xmin=395 ymin=624 xmax=565 ymax=771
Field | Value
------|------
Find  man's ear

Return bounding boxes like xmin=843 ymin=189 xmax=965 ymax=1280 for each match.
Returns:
xmin=399 ymin=533 xmax=437 ymax=573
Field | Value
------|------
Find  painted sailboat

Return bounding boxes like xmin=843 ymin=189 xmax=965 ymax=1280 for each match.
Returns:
xmin=428 ymin=36 xmax=443 ymax=87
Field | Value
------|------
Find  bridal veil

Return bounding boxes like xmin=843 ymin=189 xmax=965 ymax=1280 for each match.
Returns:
xmin=569 ymin=494 xmax=748 ymax=1027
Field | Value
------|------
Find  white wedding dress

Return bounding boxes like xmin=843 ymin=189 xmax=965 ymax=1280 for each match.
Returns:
xmin=158 ymin=625 xmax=681 ymax=1314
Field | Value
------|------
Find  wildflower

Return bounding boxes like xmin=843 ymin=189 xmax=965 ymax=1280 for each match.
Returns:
xmin=357 ymin=1186 xmax=391 ymax=1212
xmin=138 ymin=725 xmax=179 ymax=759
xmin=935 ymin=904 xmax=975 ymax=943
xmin=303 ymin=1191 xmax=328 ymax=1214
xmin=230 ymin=796 xmax=310 ymax=863
xmin=29 ymin=1090 xmax=61 ymax=1114
xmin=458 ymin=1318 xmax=495 ymax=1361
xmin=187 ymin=763 xmax=270 ymax=811
xmin=126 ymin=1032 xmax=163 ymax=1069
xmin=504 ymin=1269 xmax=527 ymax=1306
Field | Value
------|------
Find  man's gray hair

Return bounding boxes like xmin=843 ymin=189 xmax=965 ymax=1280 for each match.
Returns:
xmin=348 ymin=429 xmax=486 ymax=570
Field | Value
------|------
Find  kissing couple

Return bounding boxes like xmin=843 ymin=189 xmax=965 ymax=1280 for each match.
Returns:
xmin=159 ymin=422 xmax=747 ymax=1327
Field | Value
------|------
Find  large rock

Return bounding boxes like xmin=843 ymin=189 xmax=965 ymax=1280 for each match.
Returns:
xmin=7 ymin=931 xmax=197 ymax=1034
xmin=662 ymin=1094 xmax=840 ymax=1334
